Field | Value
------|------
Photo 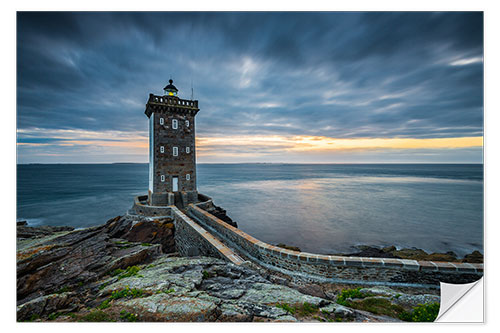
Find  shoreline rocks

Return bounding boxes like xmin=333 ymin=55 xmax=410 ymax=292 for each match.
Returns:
xmin=337 ymin=245 xmax=483 ymax=263
xmin=16 ymin=218 xmax=445 ymax=322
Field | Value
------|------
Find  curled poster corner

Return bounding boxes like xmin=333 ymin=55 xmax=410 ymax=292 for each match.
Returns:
xmin=435 ymin=277 xmax=484 ymax=322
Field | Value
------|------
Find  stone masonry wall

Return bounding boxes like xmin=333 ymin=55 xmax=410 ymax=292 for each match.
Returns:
xmin=187 ymin=204 xmax=483 ymax=287
xmin=132 ymin=196 xmax=173 ymax=217
xmin=171 ymin=206 xmax=245 ymax=265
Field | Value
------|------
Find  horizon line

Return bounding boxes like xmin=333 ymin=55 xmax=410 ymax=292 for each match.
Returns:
xmin=16 ymin=162 xmax=484 ymax=165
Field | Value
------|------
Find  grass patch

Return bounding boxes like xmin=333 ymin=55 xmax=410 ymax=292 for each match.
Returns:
xmin=348 ymin=297 xmax=406 ymax=318
xmin=141 ymin=243 xmax=152 ymax=247
xmin=399 ymin=303 xmax=440 ymax=322
xmin=110 ymin=286 xmax=145 ymax=299
xmin=99 ymin=281 xmax=111 ymax=290
xmin=97 ymin=286 xmax=146 ymax=310
xmin=56 ymin=286 xmax=71 ymax=294
xmin=79 ymin=310 xmax=114 ymax=322
xmin=28 ymin=314 xmax=40 ymax=322
xmin=47 ymin=312 xmax=62 ymax=321
xmin=109 ymin=268 xmax=125 ymax=277
xmin=275 ymin=302 xmax=319 ymax=317
xmin=297 ymin=302 xmax=319 ymax=316
xmin=202 ymin=270 xmax=210 ymax=279
xmin=109 ymin=266 xmax=143 ymax=279
xmin=275 ymin=303 xmax=296 ymax=315
xmin=113 ymin=240 xmax=133 ymax=245
xmin=336 ymin=287 xmax=372 ymax=306
xmin=119 ymin=310 xmax=138 ymax=322
xmin=98 ymin=299 xmax=111 ymax=309
xmin=118 ymin=266 xmax=143 ymax=279
xmin=156 ymin=288 xmax=175 ymax=294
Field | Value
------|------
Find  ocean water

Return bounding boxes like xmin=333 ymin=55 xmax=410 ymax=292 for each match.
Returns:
xmin=17 ymin=163 xmax=483 ymax=257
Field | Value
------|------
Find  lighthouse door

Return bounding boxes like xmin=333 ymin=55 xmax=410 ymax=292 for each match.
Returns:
xmin=172 ymin=176 xmax=179 ymax=192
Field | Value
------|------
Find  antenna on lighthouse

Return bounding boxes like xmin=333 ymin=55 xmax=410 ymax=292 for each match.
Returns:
xmin=191 ymin=78 xmax=194 ymax=100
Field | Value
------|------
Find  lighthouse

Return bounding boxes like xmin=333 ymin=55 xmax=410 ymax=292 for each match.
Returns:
xmin=144 ymin=79 xmax=200 ymax=207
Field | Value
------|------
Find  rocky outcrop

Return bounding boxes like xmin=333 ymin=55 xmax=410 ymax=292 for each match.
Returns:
xmin=204 ymin=205 xmax=238 ymax=228
xmin=16 ymin=220 xmax=442 ymax=323
xmin=16 ymin=216 xmax=173 ymax=306
xmin=340 ymin=245 xmax=483 ymax=263
xmin=17 ymin=225 xmax=74 ymax=239
xmin=105 ymin=215 xmax=175 ymax=253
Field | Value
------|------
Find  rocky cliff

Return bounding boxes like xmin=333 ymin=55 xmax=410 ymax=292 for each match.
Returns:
xmin=17 ymin=217 xmax=441 ymax=322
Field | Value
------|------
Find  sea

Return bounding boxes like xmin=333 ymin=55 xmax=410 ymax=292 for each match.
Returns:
xmin=17 ymin=163 xmax=483 ymax=257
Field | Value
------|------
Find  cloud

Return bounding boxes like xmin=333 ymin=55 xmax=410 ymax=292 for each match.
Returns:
xmin=16 ymin=12 xmax=483 ymax=163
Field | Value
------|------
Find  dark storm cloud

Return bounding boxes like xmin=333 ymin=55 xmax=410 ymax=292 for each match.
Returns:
xmin=17 ymin=11 xmax=483 ymax=140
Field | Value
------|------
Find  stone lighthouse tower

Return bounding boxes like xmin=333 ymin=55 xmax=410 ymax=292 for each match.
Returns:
xmin=144 ymin=79 xmax=200 ymax=207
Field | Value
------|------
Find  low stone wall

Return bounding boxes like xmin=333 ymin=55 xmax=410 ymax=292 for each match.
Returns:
xmin=171 ymin=206 xmax=245 ymax=266
xmin=187 ymin=204 xmax=483 ymax=287
xmin=132 ymin=195 xmax=173 ymax=217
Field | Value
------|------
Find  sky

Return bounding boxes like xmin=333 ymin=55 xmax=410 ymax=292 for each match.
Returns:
xmin=16 ymin=12 xmax=484 ymax=164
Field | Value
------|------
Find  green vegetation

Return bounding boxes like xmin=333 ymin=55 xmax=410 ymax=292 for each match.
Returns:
xmin=77 ymin=281 xmax=84 ymax=287
xmin=120 ymin=310 xmax=138 ymax=322
xmin=28 ymin=314 xmax=40 ymax=322
xmin=335 ymin=287 xmax=439 ymax=322
xmin=275 ymin=302 xmax=319 ymax=317
xmin=336 ymin=287 xmax=372 ymax=306
xmin=110 ymin=286 xmax=145 ymax=299
xmin=155 ymin=288 xmax=175 ymax=294
xmin=79 ymin=310 xmax=114 ymax=322
xmin=56 ymin=286 xmax=70 ymax=294
xmin=113 ymin=240 xmax=133 ymax=245
xmin=47 ymin=312 xmax=62 ymax=321
xmin=141 ymin=243 xmax=152 ymax=247
xmin=97 ymin=286 xmax=146 ymax=310
xmin=118 ymin=266 xmax=143 ymax=279
xmin=399 ymin=303 xmax=440 ymax=322
xmin=275 ymin=302 xmax=296 ymax=315
xmin=347 ymin=297 xmax=406 ymax=318
xmin=298 ymin=302 xmax=319 ymax=316
xmin=202 ymin=270 xmax=210 ymax=279
xmin=109 ymin=266 xmax=143 ymax=279
xmin=99 ymin=281 xmax=111 ymax=290
xmin=109 ymin=268 xmax=125 ymax=276
xmin=98 ymin=299 xmax=111 ymax=309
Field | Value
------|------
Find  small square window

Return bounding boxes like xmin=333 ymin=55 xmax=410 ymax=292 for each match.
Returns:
xmin=173 ymin=147 xmax=178 ymax=156
xmin=185 ymin=120 xmax=190 ymax=127
xmin=160 ymin=175 xmax=165 ymax=182
xmin=160 ymin=146 xmax=164 ymax=153
xmin=172 ymin=119 xmax=178 ymax=129
xmin=186 ymin=174 xmax=191 ymax=181
xmin=186 ymin=146 xmax=190 ymax=154
xmin=159 ymin=118 xmax=164 ymax=125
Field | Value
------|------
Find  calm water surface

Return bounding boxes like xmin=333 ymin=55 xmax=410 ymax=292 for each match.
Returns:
xmin=17 ymin=163 xmax=483 ymax=257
